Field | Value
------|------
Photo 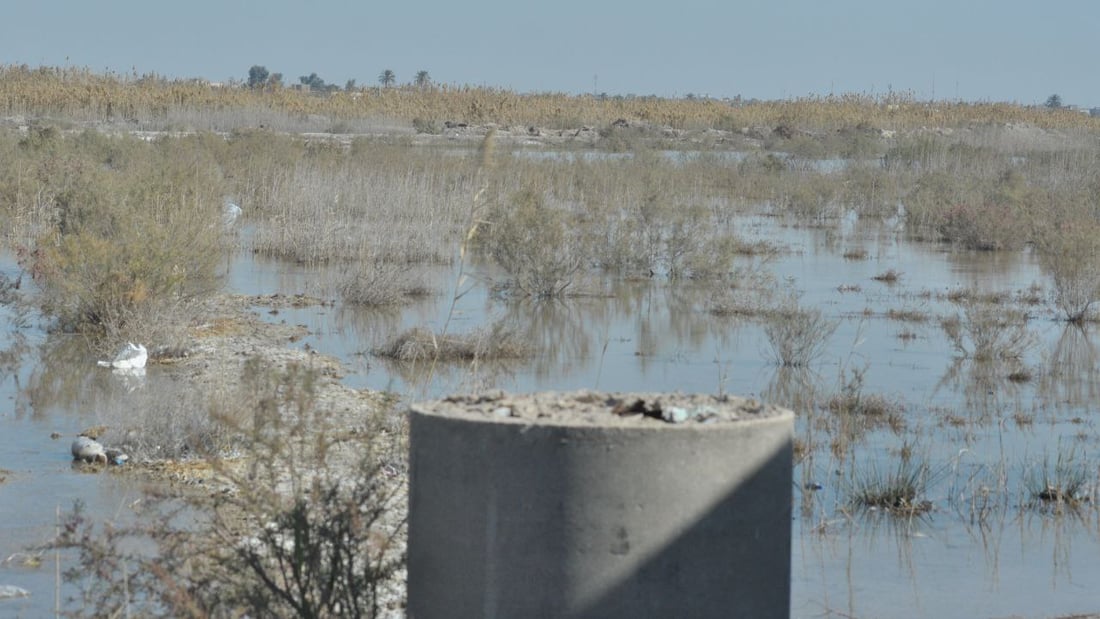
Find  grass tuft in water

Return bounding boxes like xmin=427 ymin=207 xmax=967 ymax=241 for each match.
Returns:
xmin=1025 ymin=447 xmax=1095 ymax=514
xmin=373 ymin=322 xmax=530 ymax=363
xmin=848 ymin=455 xmax=934 ymax=516
xmin=871 ymin=269 xmax=901 ymax=283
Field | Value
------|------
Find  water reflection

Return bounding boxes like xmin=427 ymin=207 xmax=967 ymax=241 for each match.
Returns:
xmin=1037 ymin=323 xmax=1100 ymax=410
xmin=373 ymin=356 xmax=521 ymax=399
xmin=505 ymin=298 xmax=598 ymax=378
xmin=22 ymin=335 xmax=145 ymax=421
xmin=933 ymin=358 xmax=1027 ymax=424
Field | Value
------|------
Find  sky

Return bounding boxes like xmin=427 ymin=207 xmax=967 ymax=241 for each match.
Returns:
xmin=3 ymin=0 xmax=1099 ymax=107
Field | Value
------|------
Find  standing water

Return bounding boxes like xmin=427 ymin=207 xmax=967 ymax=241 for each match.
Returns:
xmin=2 ymin=214 xmax=1099 ymax=617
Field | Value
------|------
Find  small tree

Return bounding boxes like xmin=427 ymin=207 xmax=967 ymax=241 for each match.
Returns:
xmin=344 ymin=78 xmax=357 ymax=92
xmin=1045 ymin=93 xmax=1063 ymax=109
xmin=414 ymin=70 xmax=431 ymax=89
xmin=299 ymin=73 xmax=326 ymax=91
xmin=247 ymin=65 xmax=269 ymax=89
xmin=378 ymin=69 xmax=396 ymax=88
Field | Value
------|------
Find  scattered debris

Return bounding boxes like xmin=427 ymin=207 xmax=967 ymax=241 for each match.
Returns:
xmin=97 ymin=342 xmax=148 ymax=369
xmin=71 ymin=435 xmax=128 ymax=466
xmin=0 ymin=584 xmax=30 ymax=600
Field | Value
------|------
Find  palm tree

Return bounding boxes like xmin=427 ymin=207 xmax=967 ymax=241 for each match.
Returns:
xmin=414 ymin=70 xmax=431 ymax=89
xmin=378 ymin=69 xmax=396 ymax=88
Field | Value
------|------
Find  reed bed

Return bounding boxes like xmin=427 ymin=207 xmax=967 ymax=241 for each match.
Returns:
xmin=7 ymin=64 xmax=1100 ymax=133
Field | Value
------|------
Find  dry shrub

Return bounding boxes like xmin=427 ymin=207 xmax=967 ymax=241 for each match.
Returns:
xmin=871 ymin=269 xmax=901 ymax=283
xmin=480 ymin=188 xmax=584 ymax=297
xmin=373 ymin=321 xmax=530 ymax=363
xmin=906 ymin=167 xmax=1040 ymax=250
xmin=778 ymin=173 xmax=840 ymax=223
xmin=248 ymin=142 xmax=475 ymax=266
xmin=339 ymin=258 xmax=433 ymax=307
xmin=1034 ymin=219 xmax=1100 ymax=322
xmin=707 ymin=266 xmax=778 ymax=317
xmin=761 ymin=298 xmax=838 ymax=367
xmin=96 ymin=378 xmax=238 ymax=461
xmin=935 ymin=200 xmax=1028 ymax=250
xmin=16 ymin=131 xmax=227 ymax=337
xmin=885 ymin=308 xmax=928 ymax=322
xmin=824 ymin=366 xmax=905 ymax=429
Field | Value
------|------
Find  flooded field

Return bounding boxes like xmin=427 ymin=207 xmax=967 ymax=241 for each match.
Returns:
xmin=4 ymin=212 xmax=1098 ymax=617
xmin=2 ymin=121 xmax=1100 ymax=617
xmin=254 ymin=217 xmax=1098 ymax=618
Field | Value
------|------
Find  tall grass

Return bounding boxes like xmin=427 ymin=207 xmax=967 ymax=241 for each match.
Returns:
xmin=7 ymin=64 xmax=1100 ymax=133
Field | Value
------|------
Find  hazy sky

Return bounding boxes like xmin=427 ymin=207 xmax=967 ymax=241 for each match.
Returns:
xmin=4 ymin=0 xmax=1098 ymax=106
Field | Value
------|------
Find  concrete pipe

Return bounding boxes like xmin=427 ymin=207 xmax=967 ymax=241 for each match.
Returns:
xmin=408 ymin=390 xmax=793 ymax=619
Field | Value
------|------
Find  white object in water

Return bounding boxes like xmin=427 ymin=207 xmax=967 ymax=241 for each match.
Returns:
xmin=223 ymin=199 xmax=243 ymax=226
xmin=97 ymin=342 xmax=148 ymax=369
xmin=0 ymin=584 xmax=30 ymax=599
xmin=71 ymin=436 xmax=107 ymax=464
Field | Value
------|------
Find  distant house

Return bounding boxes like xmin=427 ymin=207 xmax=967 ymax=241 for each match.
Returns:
xmin=1090 ymin=107 xmax=1100 ymax=117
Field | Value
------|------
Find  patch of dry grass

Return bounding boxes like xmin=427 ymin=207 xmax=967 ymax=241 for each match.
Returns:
xmin=886 ymin=308 xmax=929 ymax=322
xmin=339 ymin=259 xmax=433 ymax=307
xmin=10 ymin=65 xmax=1100 ymax=132
xmin=373 ymin=321 xmax=530 ymax=363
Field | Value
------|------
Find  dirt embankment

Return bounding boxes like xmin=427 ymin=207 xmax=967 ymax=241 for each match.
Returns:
xmin=127 ymin=292 xmax=410 ymax=617
xmin=132 ymin=292 xmax=400 ymax=484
